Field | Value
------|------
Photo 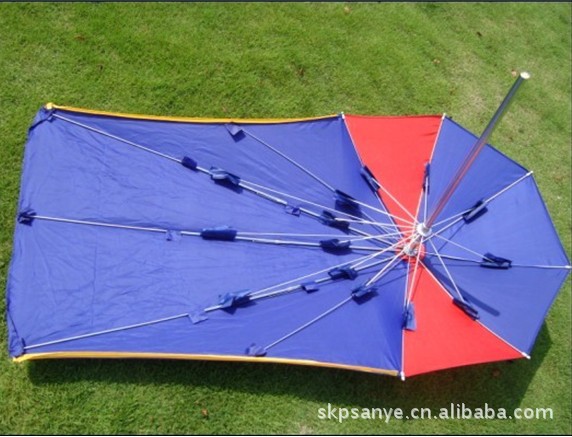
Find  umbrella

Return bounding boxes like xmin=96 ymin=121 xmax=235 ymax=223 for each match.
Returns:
xmin=7 ymin=73 xmax=570 ymax=378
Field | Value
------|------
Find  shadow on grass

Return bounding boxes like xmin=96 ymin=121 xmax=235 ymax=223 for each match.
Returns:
xmin=28 ymin=324 xmax=551 ymax=412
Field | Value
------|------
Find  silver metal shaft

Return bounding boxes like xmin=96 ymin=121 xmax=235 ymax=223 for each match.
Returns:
xmin=425 ymin=71 xmax=530 ymax=228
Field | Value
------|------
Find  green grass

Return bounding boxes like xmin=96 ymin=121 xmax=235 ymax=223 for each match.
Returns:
xmin=0 ymin=2 xmax=570 ymax=434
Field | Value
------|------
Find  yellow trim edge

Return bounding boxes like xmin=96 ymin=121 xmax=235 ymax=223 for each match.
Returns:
xmin=45 ymin=103 xmax=338 ymax=124
xmin=13 ymin=351 xmax=398 ymax=376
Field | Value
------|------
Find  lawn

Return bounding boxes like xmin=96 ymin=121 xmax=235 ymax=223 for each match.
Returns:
xmin=0 ymin=2 xmax=570 ymax=435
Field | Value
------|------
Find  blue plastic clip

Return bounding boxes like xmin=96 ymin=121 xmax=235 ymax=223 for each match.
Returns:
xmin=181 ymin=156 xmax=198 ymax=171
xmin=165 ymin=230 xmax=182 ymax=242
xmin=284 ymin=205 xmax=301 ymax=216
xmin=423 ymin=163 xmax=430 ymax=193
xmin=320 ymin=238 xmax=352 ymax=254
xmin=200 ymin=226 xmax=237 ymax=241
xmin=334 ymin=190 xmax=360 ymax=213
xmin=225 ymin=123 xmax=244 ymax=137
xmin=246 ymin=343 xmax=267 ymax=357
xmin=351 ymin=284 xmax=377 ymax=300
xmin=17 ymin=209 xmax=36 ymax=226
xmin=463 ymin=200 xmax=488 ymax=223
xmin=480 ymin=252 xmax=512 ymax=269
xmin=218 ymin=289 xmax=251 ymax=309
xmin=328 ymin=267 xmax=359 ymax=281
xmin=319 ymin=211 xmax=350 ymax=231
xmin=360 ymin=166 xmax=381 ymax=192
xmin=188 ymin=310 xmax=208 ymax=324
xmin=453 ymin=298 xmax=479 ymax=320
xmin=210 ymin=167 xmax=241 ymax=188
xmin=403 ymin=303 xmax=416 ymax=331
xmin=301 ymin=281 xmax=319 ymax=293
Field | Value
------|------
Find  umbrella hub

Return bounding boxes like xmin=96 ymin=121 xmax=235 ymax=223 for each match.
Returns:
xmin=416 ymin=222 xmax=432 ymax=238
xmin=398 ymin=234 xmax=426 ymax=262
xmin=397 ymin=223 xmax=432 ymax=261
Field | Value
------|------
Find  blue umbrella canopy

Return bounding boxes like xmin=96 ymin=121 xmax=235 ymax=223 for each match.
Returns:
xmin=7 ymin=97 xmax=570 ymax=377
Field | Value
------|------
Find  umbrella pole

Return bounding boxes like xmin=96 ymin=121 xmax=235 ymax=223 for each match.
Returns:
xmin=422 ymin=71 xmax=531 ymax=233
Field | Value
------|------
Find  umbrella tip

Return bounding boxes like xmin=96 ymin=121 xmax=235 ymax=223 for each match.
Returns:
xmin=399 ymin=371 xmax=406 ymax=381
xmin=522 ymin=352 xmax=531 ymax=360
xmin=520 ymin=71 xmax=531 ymax=80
